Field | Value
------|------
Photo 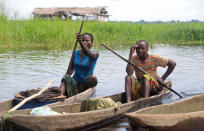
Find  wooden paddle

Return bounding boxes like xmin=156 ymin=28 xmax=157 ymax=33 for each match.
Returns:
xmin=8 ymin=80 xmax=56 ymax=112
xmin=102 ymin=43 xmax=182 ymax=98
xmin=67 ymin=19 xmax=84 ymax=74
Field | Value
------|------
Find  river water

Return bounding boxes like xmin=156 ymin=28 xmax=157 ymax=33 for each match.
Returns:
xmin=0 ymin=44 xmax=204 ymax=130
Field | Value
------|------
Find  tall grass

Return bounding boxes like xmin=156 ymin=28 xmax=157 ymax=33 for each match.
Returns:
xmin=0 ymin=13 xmax=204 ymax=51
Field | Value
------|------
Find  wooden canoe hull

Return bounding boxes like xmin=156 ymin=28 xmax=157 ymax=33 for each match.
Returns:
xmin=125 ymin=94 xmax=204 ymax=131
xmin=1 ymin=82 xmax=171 ymax=131
xmin=0 ymin=86 xmax=96 ymax=112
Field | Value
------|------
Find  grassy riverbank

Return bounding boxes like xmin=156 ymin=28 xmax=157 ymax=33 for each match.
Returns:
xmin=1 ymin=13 xmax=204 ymax=51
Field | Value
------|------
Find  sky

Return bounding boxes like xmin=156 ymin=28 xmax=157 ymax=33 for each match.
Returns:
xmin=1 ymin=0 xmax=204 ymax=22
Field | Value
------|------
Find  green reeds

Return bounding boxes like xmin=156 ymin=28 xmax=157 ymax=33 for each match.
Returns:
xmin=0 ymin=13 xmax=204 ymax=51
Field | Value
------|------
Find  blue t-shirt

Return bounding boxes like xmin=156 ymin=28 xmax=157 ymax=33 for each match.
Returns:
xmin=73 ymin=50 xmax=98 ymax=83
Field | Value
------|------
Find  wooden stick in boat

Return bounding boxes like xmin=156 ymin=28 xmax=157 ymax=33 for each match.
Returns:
xmin=101 ymin=43 xmax=182 ymax=98
xmin=67 ymin=19 xmax=84 ymax=74
xmin=8 ymin=80 xmax=56 ymax=112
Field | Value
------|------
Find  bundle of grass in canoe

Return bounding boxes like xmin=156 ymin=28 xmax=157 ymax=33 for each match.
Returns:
xmin=125 ymin=93 xmax=204 ymax=131
xmin=0 ymin=86 xmax=96 ymax=113
xmin=0 ymin=82 xmax=171 ymax=131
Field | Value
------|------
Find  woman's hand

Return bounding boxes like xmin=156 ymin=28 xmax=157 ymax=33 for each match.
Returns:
xmin=76 ymin=33 xmax=82 ymax=42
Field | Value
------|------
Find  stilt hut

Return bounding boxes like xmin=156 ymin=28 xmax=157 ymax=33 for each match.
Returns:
xmin=32 ymin=6 xmax=109 ymax=22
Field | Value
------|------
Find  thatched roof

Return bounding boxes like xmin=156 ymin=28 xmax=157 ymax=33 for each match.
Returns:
xmin=32 ymin=6 xmax=107 ymax=16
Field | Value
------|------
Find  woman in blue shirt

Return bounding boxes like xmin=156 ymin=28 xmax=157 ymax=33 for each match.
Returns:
xmin=60 ymin=33 xmax=99 ymax=97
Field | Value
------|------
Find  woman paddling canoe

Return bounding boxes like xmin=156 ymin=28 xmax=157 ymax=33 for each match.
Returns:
xmin=60 ymin=33 xmax=99 ymax=97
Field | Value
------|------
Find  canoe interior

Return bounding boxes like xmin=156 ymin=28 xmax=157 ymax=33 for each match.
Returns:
xmin=12 ymin=97 xmax=61 ymax=110
xmin=0 ymin=92 xmax=126 ymax=116
xmin=0 ymin=81 xmax=171 ymax=116
xmin=134 ymin=94 xmax=204 ymax=115
xmin=0 ymin=82 xmax=171 ymax=131
xmin=0 ymin=100 xmax=14 ymax=112
xmin=0 ymin=86 xmax=96 ymax=112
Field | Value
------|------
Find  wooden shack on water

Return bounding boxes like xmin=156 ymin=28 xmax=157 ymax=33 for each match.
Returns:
xmin=32 ymin=6 xmax=109 ymax=22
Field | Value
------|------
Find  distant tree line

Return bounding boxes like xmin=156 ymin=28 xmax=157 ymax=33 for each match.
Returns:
xmin=128 ymin=19 xmax=203 ymax=24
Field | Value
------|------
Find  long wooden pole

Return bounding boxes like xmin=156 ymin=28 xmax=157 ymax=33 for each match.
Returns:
xmin=67 ymin=19 xmax=84 ymax=73
xmin=8 ymin=80 xmax=56 ymax=112
xmin=102 ymin=43 xmax=182 ymax=98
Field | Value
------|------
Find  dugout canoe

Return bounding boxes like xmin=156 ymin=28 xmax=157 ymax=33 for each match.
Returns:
xmin=0 ymin=86 xmax=96 ymax=112
xmin=0 ymin=82 xmax=171 ymax=131
xmin=125 ymin=93 xmax=204 ymax=131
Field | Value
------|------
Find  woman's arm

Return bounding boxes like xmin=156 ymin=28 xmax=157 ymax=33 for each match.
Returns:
xmin=66 ymin=55 xmax=75 ymax=76
xmin=79 ymin=41 xmax=99 ymax=59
